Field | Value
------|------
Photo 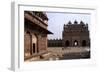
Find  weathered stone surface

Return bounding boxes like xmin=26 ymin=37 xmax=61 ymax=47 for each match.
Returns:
xmin=24 ymin=11 xmax=52 ymax=61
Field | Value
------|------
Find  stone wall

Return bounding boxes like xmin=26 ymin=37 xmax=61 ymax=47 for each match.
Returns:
xmin=48 ymin=39 xmax=62 ymax=47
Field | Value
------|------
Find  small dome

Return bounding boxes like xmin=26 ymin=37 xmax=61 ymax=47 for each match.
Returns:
xmin=86 ymin=23 xmax=88 ymax=27
xmin=80 ymin=21 xmax=84 ymax=24
xmin=68 ymin=21 xmax=72 ymax=24
xmin=74 ymin=20 xmax=78 ymax=24
xmin=86 ymin=23 xmax=88 ymax=25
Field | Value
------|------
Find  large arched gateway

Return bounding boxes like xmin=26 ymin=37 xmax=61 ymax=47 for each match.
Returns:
xmin=24 ymin=31 xmax=38 ymax=56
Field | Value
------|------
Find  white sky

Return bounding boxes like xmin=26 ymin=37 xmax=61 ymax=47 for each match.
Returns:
xmin=47 ymin=12 xmax=91 ymax=39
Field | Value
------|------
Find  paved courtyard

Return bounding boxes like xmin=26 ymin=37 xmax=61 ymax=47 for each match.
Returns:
xmin=25 ymin=47 xmax=90 ymax=62
xmin=48 ymin=47 xmax=90 ymax=60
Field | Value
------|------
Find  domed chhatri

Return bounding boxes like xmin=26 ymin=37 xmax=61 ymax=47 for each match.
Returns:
xmin=74 ymin=20 xmax=78 ymax=24
xmin=66 ymin=20 xmax=88 ymax=25
xmin=68 ymin=21 xmax=72 ymax=24
xmin=80 ymin=21 xmax=84 ymax=24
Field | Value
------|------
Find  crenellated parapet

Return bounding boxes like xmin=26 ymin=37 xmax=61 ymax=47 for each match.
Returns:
xmin=47 ymin=38 xmax=62 ymax=47
xmin=48 ymin=38 xmax=62 ymax=41
xmin=63 ymin=20 xmax=89 ymax=32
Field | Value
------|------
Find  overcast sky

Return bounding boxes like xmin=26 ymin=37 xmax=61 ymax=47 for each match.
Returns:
xmin=47 ymin=12 xmax=91 ymax=39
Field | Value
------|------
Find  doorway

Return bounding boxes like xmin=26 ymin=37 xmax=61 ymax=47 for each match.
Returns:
xmin=33 ymin=43 xmax=35 ymax=53
xmin=82 ymin=40 xmax=86 ymax=47
xmin=65 ymin=40 xmax=70 ymax=47
xmin=32 ymin=34 xmax=37 ymax=54
xmin=74 ymin=40 xmax=78 ymax=46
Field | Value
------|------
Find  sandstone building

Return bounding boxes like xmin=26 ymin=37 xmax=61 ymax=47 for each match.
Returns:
xmin=48 ymin=20 xmax=90 ymax=47
xmin=63 ymin=20 xmax=90 ymax=47
xmin=24 ymin=11 xmax=52 ymax=60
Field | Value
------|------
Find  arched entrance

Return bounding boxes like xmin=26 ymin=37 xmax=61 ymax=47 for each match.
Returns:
xmin=65 ymin=40 xmax=70 ymax=47
xmin=74 ymin=40 xmax=78 ymax=46
xmin=82 ymin=40 xmax=86 ymax=47
xmin=32 ymin=34 xmax=38 ymax=54
xmin=24 ymin=31 xmax=31 ymax=56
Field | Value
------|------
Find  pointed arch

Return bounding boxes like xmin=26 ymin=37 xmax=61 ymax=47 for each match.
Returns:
xmin=82 ymin=40 xmax=86 ymax=47
xmin=74 ymin=40 xmax=78 ymax=46
xmin=65 ymin=40 xmax=70 ymax=47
